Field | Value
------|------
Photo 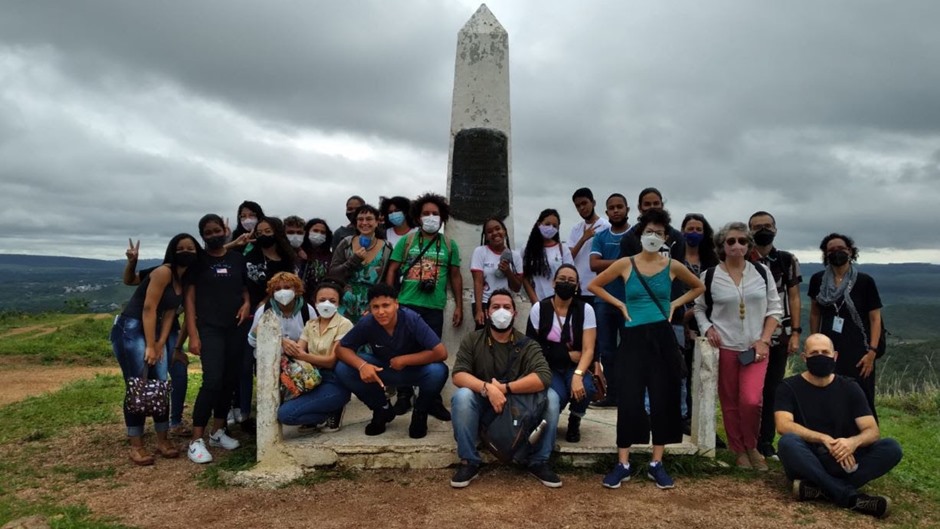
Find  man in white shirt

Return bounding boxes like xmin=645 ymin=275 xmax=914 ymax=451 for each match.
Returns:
xmin=568 ymin=188 xmax=610 ymax=307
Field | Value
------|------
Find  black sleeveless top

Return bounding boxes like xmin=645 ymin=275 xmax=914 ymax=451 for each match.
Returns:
xmin=122 ymin=266 xmax=184 ymax=320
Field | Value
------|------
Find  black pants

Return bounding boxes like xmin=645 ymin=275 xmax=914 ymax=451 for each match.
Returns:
xmin=759 ymin=338 xmax=789 ymax=447
xmin=616 ymin=321 xmax=683 ymax=447
xmin=192 ymin=323 xmax=245 ymax=428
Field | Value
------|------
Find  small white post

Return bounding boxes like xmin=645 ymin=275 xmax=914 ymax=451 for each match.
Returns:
xmin=254 ymin=310 xmax=282 ymax=462
xmin=691 ymin=337 xmax=718 ymax=457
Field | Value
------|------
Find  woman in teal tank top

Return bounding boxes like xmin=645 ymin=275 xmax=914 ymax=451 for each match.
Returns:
xmin=588 ymin=209 xmax=705 ymax=490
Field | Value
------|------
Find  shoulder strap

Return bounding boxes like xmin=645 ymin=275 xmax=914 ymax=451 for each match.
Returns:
xmin=537 ymin=300 xmax=554 ymax=340
xmin=300 ymin=302 xmax=310 ymax=324
xmin=752 ymin=261 xmax=769 ymax=289
xmin=629 ymin=257 xmax=669 ymax=319
xmin=401 ymin=233 xmax=440 ymax=275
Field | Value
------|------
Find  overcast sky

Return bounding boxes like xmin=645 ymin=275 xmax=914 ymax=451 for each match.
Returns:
xmin=2 ymin=1 xmax=938 ymax=265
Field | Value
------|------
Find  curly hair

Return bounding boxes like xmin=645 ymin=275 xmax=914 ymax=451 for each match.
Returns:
xmin=380 ymin=196 xmax=413 ymax=228
xmin=411 ymin=192 xmax=451 ymax=224
xmin=265 ymin=271 xmax=305 ymax=297
xmin=819 ymin=233 xmax=859 ymax=265
xmin=635 ymin=208 xmax=672 ymax=237
xmin=714 ymin=221 xmax=754 ymax=261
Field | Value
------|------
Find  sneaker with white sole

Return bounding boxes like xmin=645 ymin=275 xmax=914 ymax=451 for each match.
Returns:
xmin=188 ymin=439 xmax=213 ymax=464
xmin=208 ymin=429 xmax=241 ymax=450
xmin=321 ymin=406 xmax=346 ymax=433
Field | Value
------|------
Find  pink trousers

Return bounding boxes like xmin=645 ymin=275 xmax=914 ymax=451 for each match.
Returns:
xmin=718 ymin=347 xmax=769 ymax=453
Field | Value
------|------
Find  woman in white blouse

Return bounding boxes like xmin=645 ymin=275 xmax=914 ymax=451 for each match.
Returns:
xmin=694 ymin=222 xmax=782 ymax=471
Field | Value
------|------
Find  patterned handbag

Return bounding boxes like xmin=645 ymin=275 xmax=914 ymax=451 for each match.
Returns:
xmin=279 ymin=355 xmax=321 ymax=402
xmin=125 ymin=367 xmax=170 ymax=416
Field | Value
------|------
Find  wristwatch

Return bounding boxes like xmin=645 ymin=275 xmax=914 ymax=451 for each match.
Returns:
xmin=573 ymin=369 xmax=584 ymax=377
xmin=791 ymin=327 xmax=803 ymax=334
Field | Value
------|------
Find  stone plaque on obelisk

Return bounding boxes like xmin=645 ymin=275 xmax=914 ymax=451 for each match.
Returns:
xmin=445 ymin=4 xmax=512 ymax=291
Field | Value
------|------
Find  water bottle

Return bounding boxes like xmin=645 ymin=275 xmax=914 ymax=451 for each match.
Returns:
xmin=528 ymin=419 xmax=548 ymax=445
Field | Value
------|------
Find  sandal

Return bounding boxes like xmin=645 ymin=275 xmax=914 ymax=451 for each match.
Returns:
xmin=735 ymin=451 xmax=752 ymax=470
xmin=129 ymin=446 xmax=155 ymax=466
xmin=155 ymin=442 xmax=180 ymax=459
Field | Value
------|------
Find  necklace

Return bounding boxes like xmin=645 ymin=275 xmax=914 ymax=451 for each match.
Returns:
xmin=728 ymin=265 xmax=746 ymax=320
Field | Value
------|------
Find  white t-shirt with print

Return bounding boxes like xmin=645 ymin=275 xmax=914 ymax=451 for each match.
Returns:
xmin=470 ymin=245 xmax=524 ymax=303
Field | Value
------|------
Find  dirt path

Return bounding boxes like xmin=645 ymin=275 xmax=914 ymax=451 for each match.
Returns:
xmin=0 ymin=365 xmax=121 ymax=407
xmin=0 ymin=313 xmax=112 ymax=339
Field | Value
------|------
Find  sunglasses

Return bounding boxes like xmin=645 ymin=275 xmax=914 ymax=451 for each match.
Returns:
xmin=725 ymin=237 xmax=749 ymax=246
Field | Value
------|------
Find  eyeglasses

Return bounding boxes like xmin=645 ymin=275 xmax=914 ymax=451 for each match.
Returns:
xmin=725 ymin=237 xmax=749 ymax=246
xmin=643 ymin=230 xmax=666 ymax=238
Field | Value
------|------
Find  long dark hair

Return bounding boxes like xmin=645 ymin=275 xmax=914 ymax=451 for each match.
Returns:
xmin=162 ymin=233 xmax=203 ymax=287
xmin=301 ymin=218 xmax=333 ymax=257
xmin=479 ymin=216 xmax=511 ymax=248
xmin=252 ymin=216 xmax=296 ymax=262
xmin=232 ymin=200 xmax=265 ymax=239
xmin=682 ymin=213 xmax=719 ymax=269
xmin=380 ymin=196 xmax=412 ymax=230
xmin=523 ymin=208 xmax=561 ymax=279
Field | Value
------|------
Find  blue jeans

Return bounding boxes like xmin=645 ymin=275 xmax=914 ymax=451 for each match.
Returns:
xmin=277 ymin=371 xmax=351 ymax=425
xmin=110 ymin=315 xmax=169 ymax=437
xmin=593 ymin=301 xmax=624 ymax=399
xmin=777 ymin=433 xmax=903 ymax=506
xmin=451 ymin=387 xmax=560 ymax=466
xmin=549 ymin=366 xmax=595 ymax=417
xmin=334 ymin=353 xmax=448 ymax=412
xmin=166 ymin=327 xmax=188 ymax=427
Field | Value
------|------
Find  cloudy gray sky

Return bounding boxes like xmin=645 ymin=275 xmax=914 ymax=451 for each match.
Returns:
xmin=2 ymin=0 xmax=938 ymax=264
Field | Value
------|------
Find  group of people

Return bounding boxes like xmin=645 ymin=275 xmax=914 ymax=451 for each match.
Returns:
xmin=108 ymin=187 xmax=901 ymax=517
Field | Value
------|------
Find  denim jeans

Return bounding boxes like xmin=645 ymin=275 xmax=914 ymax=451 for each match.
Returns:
xmin=334 ymin=353 xmax=448 ymax=412
xmin=111 ymin=315 xmax=169 ymax=437
xmin=277 ymin=370 xmax=351 ymax=425
xmin=166 ymin=327 xmax=188 ymax=427
xmin=593 ymin=301 xmax=624 ymax=400
xmin=451 ymin=387 xmax=560 ymax=466
xmin=549 ymin=366 xmax=596 ymax=417
xmin=777 ymin=433 xmax=903 ymax=507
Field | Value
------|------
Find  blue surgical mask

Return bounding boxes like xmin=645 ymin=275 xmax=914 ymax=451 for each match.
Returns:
xmin=359 ymin=235 xmax=372 ymax=248
xmin=388 ymin=211 xmax=406 ymax=227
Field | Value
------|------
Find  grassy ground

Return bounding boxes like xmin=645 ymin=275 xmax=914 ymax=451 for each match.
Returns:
xmin=0 ymin=313 xmax=114 ymax=363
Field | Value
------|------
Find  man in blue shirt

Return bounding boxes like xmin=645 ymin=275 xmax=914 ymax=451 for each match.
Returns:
xmin=588 ymin=193 xmax=630 ymax=407
xmin=335 ymin=283 xmax=449 ymax=439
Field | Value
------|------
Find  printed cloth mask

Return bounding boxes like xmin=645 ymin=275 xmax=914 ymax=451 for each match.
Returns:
xmin=806 ymin=354 xmax=837 ymax=377
xmin=641 ymin=234 xmax=665 ymax=253
xmin=422 ymin=215 xmax=442 ymax=234
xmin=287 ymin=234 xmax=304 ymax=248
xmin=490 ymin=308 xmax=514 ymax=330
xmin=273 ymin=289 xmax=296 ymax=305
xmin=388 ymin=211 xmax=406 ymax=227
xmin=309 ymin=232 xmax=327 ymax=247
xmin=240 ymin=217 xmax=258 ymax=232
xmin=683 ymin=232 xmax=704 ymax=248
xmin=539 ymin=225 xmax=558 ymax=239
xmin=316 ymin=301 xmax=337 ymax=318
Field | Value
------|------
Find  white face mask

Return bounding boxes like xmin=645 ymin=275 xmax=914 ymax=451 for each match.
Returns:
xmin=315 ymin=301 xmax=337 ymax=319
xmin=241 ymin=217 xmax=258 ymax=232
xmin=309 ymin=232 xmax=327 ymax=247
xmin=273 ymin=289 xmax=296 ymax=305
xmin=489 ymin=308 xmax=514 ymax=330
xmin=421 ymin=215 xmax=442 ymax=234
xmin=640 ymin=233 xmax=665 ymax=253
xmin=287 ymin=234 xmax=304 ymax=248
xmin=539 ymin=225 xmax=559 ymax=240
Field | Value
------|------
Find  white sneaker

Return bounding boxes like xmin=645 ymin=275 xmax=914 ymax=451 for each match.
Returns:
xmin=188 ymin=439 xmax=213 ymax=464
xmin=227 ymin=408 xmax=243 ymax=426
xmin=209 ymin=429 xmax=241 ymax=450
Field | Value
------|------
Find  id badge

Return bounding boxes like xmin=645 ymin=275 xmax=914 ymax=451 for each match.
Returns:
xmin=832 ymin=316 xmax=844 ymax=334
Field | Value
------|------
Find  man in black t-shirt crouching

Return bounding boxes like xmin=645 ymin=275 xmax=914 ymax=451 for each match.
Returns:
xmin=774 ymin=333 xmax=902 ymax=518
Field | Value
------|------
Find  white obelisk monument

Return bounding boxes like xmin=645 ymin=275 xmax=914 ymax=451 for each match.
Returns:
xmin=443 ymin=4 xmax=513 ymax=347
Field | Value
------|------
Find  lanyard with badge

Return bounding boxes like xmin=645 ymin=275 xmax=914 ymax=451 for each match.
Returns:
xmin=832 ymin=298 xmax=845 ymax=334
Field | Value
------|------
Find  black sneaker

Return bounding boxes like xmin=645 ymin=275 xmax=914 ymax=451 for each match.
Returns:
xmin=409 ymin=410 xmax=429 ymax=439
xmin=715 ymin=434 xmax=728 ymax=449
xmin=758 ymin=442 xmax=778 ymax=461
xmin=852 ymin=494 xmax=891 ymax=518
xmin=428 ymin=396 xmax=452 ymax=421
xmin=528 ymin=463 xmax=562 ymax=488
xmin=565 ymin=415 xmax=581 ymax=443
xmin=792 ymin=480 xmax=825 ymax=501
xmin=365 ymin=405 xmax=395 ymax=436
xmin=321 ymin=406 xmax=345 ymax=433
xmin=450 ymin=462 xmax=480 ymax=488
xmin=392 ymin=388 xmax=414 ymax=416
xmin=589 ymin=397 xmax=617 ymax=409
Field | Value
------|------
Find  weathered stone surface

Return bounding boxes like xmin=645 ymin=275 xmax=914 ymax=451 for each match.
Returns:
xmin=692 ymin=337 xmax=719 ymax=456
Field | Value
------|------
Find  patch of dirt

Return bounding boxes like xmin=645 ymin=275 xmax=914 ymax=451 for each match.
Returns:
xmin=7 ymin=423 xmax=920 ymax=529
xmin=0 ymin=314 xmax=112 ymax=339
xmin=0 ymin=365 xmax=121 ymax=407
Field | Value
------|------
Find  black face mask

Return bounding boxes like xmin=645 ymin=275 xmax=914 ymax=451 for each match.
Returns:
xmin=828 ymin=250 xmax=850 ymax=267
xmin=346 ymin=211 xmax=358 ymax=224
xmin=805 ymin=354 xmax=837 ymax=377
xmin=204 ymin=235 xmax=226 ymax=250
xmin=554 ymin=282 xmax=577 ymax=301
xmin=753 ymin=229 xmax=776 ymax=247
xmin=256 ymin=235 xmax=277 ymax=249
xmin=175 ymin=251 xmax=198 ymax=267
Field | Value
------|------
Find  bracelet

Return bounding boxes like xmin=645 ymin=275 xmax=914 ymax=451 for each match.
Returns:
xmin=358 ymin=361 xmax=368 ymax=371
xmin=791 ymin=326 xmax=803 ymax=334
xmin=505 ymin=382 xmax=513 ymax=395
